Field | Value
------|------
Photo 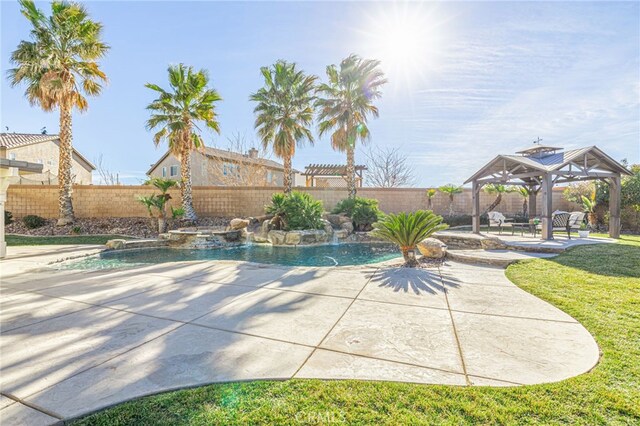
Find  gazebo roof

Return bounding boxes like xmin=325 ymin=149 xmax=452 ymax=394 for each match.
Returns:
xmin=465 ymin=145 xmax=631 ymax=185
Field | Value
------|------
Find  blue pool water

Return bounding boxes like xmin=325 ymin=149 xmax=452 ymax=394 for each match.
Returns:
xmin=62 ymin=243 xmax=401 ymax=270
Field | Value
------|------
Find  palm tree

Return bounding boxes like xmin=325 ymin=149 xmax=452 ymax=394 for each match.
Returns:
xmin=250 ymin=60 xmax=317 ymax=194
xmin=483 ymin=184 xmax=514 ymax=213
xmin=511 ymin=186 xmax=530 ymax=218
xmin=372 ymin=211 xmax=448 ymax=267
xmin=8 ymin=0 xmax=109 ymax=225
xmin=137 ymin=178 xmax=179 ymax=233
xmin=426 ymin=188 xmax=437 ymax=210
xmin=316 ymin=54 xmax=387 ymax=198
xmin=145 ymin=64 xmax=222 ymax=222
xmin=438 ymin=184 xmax=463 ymax=216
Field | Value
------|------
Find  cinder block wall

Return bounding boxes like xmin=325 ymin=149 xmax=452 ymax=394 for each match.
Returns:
xmin=5 ymin=185 xmax=579 ymax=218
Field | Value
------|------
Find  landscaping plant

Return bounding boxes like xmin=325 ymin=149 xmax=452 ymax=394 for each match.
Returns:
xmin=426 ymin=188 xmax=437 ymax=210
xmin=145 ymin=64 xmax=222 ymax=223
xmin=372 ymin=210 xmax=448 ymax=266
xmin=438 ymin=184 xmax=463 ymax=216
xmin=4 ymin=210 xmax=13 ymax=226
xmin=581 ymin=195 xmax=597 ymax=226
xmin=483 ymin=184 xmax=514 ymax=213
xmin=251 ymin=60 xmax=317 ymax=194
xmin=137 ymin=178 xmax=179 ymax=233
xmin=265 ymin=191 xmax=324 ymax=231
xmin=23 ymin=215 xmax=46 ymax=229
xmin=333 ymin=197 xmax=384 ymax=231
xmin=9 ymin=0 xmax=109 ymax=226
xmin=316 ymin=54 xmax=387 ymax=199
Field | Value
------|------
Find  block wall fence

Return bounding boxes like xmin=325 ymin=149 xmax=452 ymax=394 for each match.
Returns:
xmin=5 ymin=185 xmax=580 ymax=219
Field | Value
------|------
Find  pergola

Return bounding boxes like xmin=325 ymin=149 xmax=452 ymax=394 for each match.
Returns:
xmin=465 ymin=144 xmax=631 ymax=240
xmin=302 ymin=164 xmax=367 ymax=187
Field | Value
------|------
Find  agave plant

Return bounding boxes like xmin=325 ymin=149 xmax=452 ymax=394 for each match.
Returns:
xmin=372 ymin=210 xmax=449 ymax=267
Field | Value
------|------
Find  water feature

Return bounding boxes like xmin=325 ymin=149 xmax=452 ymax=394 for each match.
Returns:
xmin=60 ymin=243 xmax=400 ymax=270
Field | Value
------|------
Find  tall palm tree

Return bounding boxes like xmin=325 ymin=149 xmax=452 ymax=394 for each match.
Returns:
xmin=438 ymin=184 xmax=463 ymax=216
xmin=9 ymin=0 xmax=109 ymax=225
xmin=483 ymin=184 xmax=514 ymax=213
xmin=250 ymin=60 xmax=317 ymax=194
xmin=145 ymin=64 xmax=222 ymax=222
xmin=316 ymin=54 xmax=387 ymax=198
xmin=511 ymin=186 xmax=530 ymax=218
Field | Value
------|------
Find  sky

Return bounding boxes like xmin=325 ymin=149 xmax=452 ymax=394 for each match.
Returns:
xmin=1 ymin=0 xmax=639 ymax=186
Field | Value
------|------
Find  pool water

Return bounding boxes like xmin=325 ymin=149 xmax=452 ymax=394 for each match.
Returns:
xmin=61 ymin=243 xmax=401 ymax=270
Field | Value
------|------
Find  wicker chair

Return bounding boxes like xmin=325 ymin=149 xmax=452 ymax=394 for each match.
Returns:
xmin=536 ymin=212 xmax=572 ymax=238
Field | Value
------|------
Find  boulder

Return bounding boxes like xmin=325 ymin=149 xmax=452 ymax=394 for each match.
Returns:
xmin=106 ymin=239 xmax=127 ymax=250
xmin=417 ymin=237 xmax=447 ymax=259
xmin=327 ymin=214 xmax=351 ymax=227
xmin=340 ymin=221 xmax=354 ymax=234
xmin=267 ymin=230 xmax=287 ymax=245
xmin=229 ymin=218 xmax=250 ymax=230
xmin=285 ymin=231 xmax=302 ymax=245
xmin=333 ymin=229 xmax=349 ymax=239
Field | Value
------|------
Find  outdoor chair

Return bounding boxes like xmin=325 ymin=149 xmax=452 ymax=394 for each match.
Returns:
xmin=536 ymin=212 xmax=572 ymax=238
xmin=568 ymin=211 xmax=586 ymax=235
xmin=487 ymin=211 xmax=513 ymax=234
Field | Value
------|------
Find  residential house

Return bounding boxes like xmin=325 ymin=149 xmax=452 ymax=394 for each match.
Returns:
xmin=0 ymin=133 xmax=95 ymax=184
xmin=147 ymin=146 xmax=287 ymax=186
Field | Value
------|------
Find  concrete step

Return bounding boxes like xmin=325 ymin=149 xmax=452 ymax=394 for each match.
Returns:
xmin=446 ymin=249 xmax=557 ymax=268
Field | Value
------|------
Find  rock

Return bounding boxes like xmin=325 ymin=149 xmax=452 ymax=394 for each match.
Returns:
xmin=106 ymin=239 xmax=127 ymax=250
xmin=324 ymin=223 xmax=334 ymax=235
xmin=333 ymin=229 xmax=349 ymax=239
xmin=327 ymin=214 xmax=351 ymax=227
xmin=417 ymin=237 xmax=447 ymax=259
xmin=267 ymin=230 xmax=287 ymax=245
xmin=229 ymin=218 xmax=249 ymax=230
xmin=285 ymin=231 xmax=302 ymax=245
xmin=480 ymin=236 xmax=507 ymax=250
xmin=340 ymin=221 xmax=354 ymax=234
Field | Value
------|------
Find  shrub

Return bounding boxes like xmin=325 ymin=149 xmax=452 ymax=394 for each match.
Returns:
xmin=332 ymin=197 xmax=384 ymax=231
xmin=171 ymin=206 xmax=185 ymax=219
xmin=265 ymin=191 xmax=324 ymax=231
xmin=23 ymin=215 xmax=47 ymax=229
xmin=71 ymin=226 xmax=82 ymax=234
xmin=372 ymin=210 xmax=448 ymax=266
xmin=442 ymin=214 xmax=488 ymax=228
xmin=4 ymin=210 xmax=13 ymax=225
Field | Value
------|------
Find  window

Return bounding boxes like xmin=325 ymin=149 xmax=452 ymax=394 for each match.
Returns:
xmin=162 ymin=167 xmax=167 ymax=177
xmin=170 ymin=165 xmax=179 ymax=177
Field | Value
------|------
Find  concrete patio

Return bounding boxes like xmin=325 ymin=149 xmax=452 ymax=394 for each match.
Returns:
xmin=0 ymin=246 xmax=600 ymax=425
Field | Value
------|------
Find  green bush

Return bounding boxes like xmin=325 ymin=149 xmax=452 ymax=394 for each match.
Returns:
xmin=4 ymin=210 xmax=13 ymax=225
xmin=265 ymin=191 xmax=324 ymax=231
xmin=23 ymin=215 xmax=47 ymax=229
xmin=372 ymin=210 xmax=448 ymax=266
xmin=333 ymin=197 xmax=384 ymax=231
xmin=442 ymin=214 xmax=488 ymax=228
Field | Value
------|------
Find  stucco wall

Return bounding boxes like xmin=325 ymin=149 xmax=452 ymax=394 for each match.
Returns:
xmin=8 ymin=141 xmax=93 ymax=184
xmin=6 ymin=185 xmax=579 ymax=219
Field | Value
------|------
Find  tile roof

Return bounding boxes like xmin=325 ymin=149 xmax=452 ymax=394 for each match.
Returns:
xmin=0 ymin=133 xmax=59 ymax=148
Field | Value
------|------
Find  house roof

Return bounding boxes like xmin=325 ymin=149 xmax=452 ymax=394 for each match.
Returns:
xmin=147 ymin=146 xmax=289 ymax=175
xmin=465 ymin=145 xmax=631 ymax=184
xmin=0 ymin=133 xmax=96 ymax=170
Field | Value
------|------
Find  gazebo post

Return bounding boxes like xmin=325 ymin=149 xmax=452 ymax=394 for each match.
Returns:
xmin=608 ymin=175 xmax=621 ymax=239
xmin=540 ymin=173 xmax=553 ymax=240
xmin=472 ymin=179 xmax=481 ymax=234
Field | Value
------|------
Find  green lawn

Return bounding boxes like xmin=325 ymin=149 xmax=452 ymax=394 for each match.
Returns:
xmin=73 ymin=236 xmax=640 ymax=425
xmin=6 ymin=234 xmax=132 ymax=246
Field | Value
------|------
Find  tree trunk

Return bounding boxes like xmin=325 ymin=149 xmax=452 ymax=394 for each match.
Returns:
xmin=427 ymin=198 xmax=433 ymax=210
xmin=57 ymin=104 xmax=75 ymax=225
xmin=522 ymin=199 xmax=528 ymax=218
xmin=401 ymin=247 xmax=418 ymax=267
xmin=448 ymin=195 xmax=455 ymax=216
xmin=485 ymin=194 xmax=503 ymax=214
xmin=180 ymin=138 xmax=197 ymax=223
xmin=283 ymin=154 xmax=292 ymax=194
xmin=346 ymin=145 xmax=356 ymax=199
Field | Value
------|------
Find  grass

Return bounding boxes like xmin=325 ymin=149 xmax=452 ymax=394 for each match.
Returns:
xmin=72 ymin=236 xmax=640 ymax=425
xmin=6 ymin=234 xmax=132 ymax=246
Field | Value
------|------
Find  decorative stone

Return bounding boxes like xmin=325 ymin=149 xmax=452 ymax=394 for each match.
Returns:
xmin=340 ymin=221 xmax=354 ymax=234
xmin=229 ymin=218 xmax=250 ymax=230
xmin=267 ymin=230 xmax=287 ymax=245
xmin=285 ymin=231 xmax=302 ymax=245
xmin=333 ymin=230 xmax=349 ymax=239
xmin=480 ymin=237 xmax=507 ymax=250
xmin=417 ymin=237 xmax=447 ymax=259
xmin=327 ymin=214 xmax=351 ymax=227
xmin=106 ymin=239 xmax=127 ymax=250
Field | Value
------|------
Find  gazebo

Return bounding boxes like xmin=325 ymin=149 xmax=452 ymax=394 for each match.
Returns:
xmin=302 ymin=164 xmax=367 ymax=188
xmin=465 ymin=143 xmax=631 ymax=240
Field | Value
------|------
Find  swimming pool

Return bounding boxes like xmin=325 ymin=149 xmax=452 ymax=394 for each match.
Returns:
xmin=61 ymin=243 xmax=401 ymax=270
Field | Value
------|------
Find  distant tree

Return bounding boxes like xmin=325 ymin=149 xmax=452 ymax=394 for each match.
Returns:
xmin=483 ymin=184 xmax=514 ymax=213
xmin=250 ymin=60 xmax=317 ymax=194
xmin=438 ymin=184 xmax=463 ymax=216
xmin=145 ymin=64 xmax=222 ymax=222
xmin=364 ymin=146 xmax=415 ymax=188
xmin=9 ymin=0 xmax=109 ymax=225
xmin=510 ymin=186 xmax=530 ymax=218
xmin=316 ymin=54 xmax=387 ymax=198
xmin=426 ymin=188 xmax=437 ymax=210
xmin=95 ymin=154 xmax=119 ymax=185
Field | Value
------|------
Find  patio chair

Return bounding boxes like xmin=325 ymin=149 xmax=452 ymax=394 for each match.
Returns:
xmin=536 ymin=212 xmax=572 ymax=238
xmin=568 ymin=211 xmax=586 ymax=235
xmin=487 ymin=211 xmax=513 ymax=234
